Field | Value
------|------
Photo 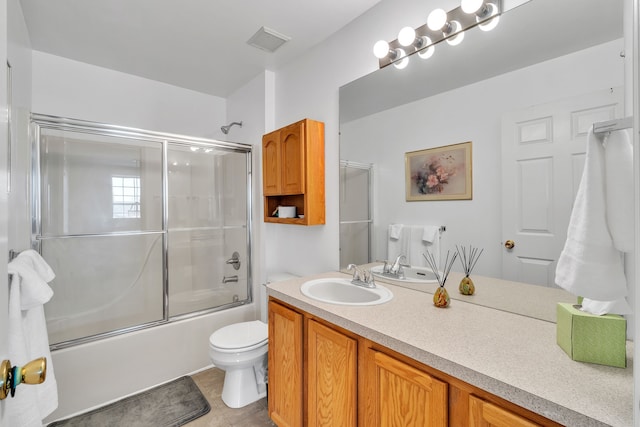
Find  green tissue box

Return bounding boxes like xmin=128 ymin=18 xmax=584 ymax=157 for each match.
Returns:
xmin=556 ymin=303 xmax=627 ymax=368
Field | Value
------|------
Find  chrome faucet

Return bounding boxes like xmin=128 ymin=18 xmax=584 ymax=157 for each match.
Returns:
xmin=347 ymin=264 xmax=376 ymax=288
xmin=382 ymin=255 xmax=408 ymax=279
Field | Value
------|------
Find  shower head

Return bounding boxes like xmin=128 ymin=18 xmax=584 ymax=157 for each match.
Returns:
xmin=221 ymin=121 xmax=243 ymax=134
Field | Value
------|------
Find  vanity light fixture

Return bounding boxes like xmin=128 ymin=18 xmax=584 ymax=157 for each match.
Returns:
xmin=373 ymin=0 xmax=501 ymax=69
xmin=427 ymin=8 xmax=465 ymax=46
xmin=398 ymin=27 xmax=435 ymax=60
xmin=373 ymin=40 xmax=409 ymax=69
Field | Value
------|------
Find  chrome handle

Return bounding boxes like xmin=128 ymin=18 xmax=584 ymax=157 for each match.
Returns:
xmin=226 ymin=251 xmax=241 ymax=270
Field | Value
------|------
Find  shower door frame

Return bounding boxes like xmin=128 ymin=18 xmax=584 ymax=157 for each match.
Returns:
xmin=30 ymin=113 xmax=254 ymax=350
xmin=339 ymin=160 xmax=374 ymax=268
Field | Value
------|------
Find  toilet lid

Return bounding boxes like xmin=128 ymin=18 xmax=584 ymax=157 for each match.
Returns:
xmin=209 ymin=320 xmax=268 ymax=350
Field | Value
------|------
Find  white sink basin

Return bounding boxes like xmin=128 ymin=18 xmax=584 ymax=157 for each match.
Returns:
xmin=300 ymin=278 xmax=393 ymax=306
xmin=370 ymin=265 xmax=438 ymax=284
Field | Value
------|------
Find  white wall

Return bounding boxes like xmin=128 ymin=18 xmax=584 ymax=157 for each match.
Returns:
xmin=225 ymin=70 xmax=274 ymax=321
xmin=266 ymin=0 xmax=474 ymax=276
xmin=32 ymin=51 xmax=227 ymax=139
xmin=341 ymin=40 xmax=624 ymax=278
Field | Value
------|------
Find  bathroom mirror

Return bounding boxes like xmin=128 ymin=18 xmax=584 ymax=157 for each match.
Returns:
xmin=339 ymin=0 xmax=625 ymax=317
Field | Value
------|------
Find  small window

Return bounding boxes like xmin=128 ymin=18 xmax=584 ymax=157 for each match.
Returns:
xmin=112 ymin=176 xmax=141 ymax=219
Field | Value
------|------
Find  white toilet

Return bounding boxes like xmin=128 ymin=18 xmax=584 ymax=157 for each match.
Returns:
xmin=208 ymin=272 xmax=298 ymax=408
xmin=208 ymin=320 xmax=269 ymax=408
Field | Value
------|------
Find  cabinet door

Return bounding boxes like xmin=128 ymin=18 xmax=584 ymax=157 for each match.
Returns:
xmin=268 ymin=301 xmax=304 ymax=427
xmin=366 ymin=350 xmax=447 ymax=427
xmin=469 ymin=395 xmax=541 ymax=427
xmin=307 ymin=319 xmax=357 ymax=427
xmin=280 ymin=121 xmax=305 ymax=194
xmin=263 ymin=130 xmax=281 ymax=195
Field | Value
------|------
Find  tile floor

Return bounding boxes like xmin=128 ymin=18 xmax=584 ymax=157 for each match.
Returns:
xmin=187 ymin=368 xmax=276 ymax=427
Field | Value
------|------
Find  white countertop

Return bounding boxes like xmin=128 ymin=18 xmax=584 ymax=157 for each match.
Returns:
xmin=267 ymin=271 xmax=633 ymax=427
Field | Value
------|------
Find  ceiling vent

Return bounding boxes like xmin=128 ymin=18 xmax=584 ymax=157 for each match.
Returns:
xmin=247 ymin=26 xmax=291 ymax=53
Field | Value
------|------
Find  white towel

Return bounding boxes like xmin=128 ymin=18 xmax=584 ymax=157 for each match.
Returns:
xmin=6 ymin=250 xmax=58 ymax=426
xmin=555 ymin=129 xmax=627 ymax=306
xmin=388 ymin=225 xmax=409 ymax=262
xmin=604 ymin=129 xmax=634 ymax=253
xmin=389 ymin=224 xmax=403 ymax=240
xmin=408 ymin=226 xmax=440 ymax=268
xmin=422 ymin=226 xmax=439 ymax=243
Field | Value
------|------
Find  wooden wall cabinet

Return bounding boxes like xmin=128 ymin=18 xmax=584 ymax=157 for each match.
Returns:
xmin=268 ymin=298 xmax=560 ymax=427
xmin=262 ymin=119 xmax=325 ymax=225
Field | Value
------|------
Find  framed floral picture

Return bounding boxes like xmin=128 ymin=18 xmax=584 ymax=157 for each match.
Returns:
xmin=405 ymin=141 xmax=472 ymax=201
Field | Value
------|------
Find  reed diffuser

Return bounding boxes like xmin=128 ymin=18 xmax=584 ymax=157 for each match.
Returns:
xmin=456 ymin=245 xmax=483 ymax=295
xmin=423 ymin=250 xmax=458 ymax=308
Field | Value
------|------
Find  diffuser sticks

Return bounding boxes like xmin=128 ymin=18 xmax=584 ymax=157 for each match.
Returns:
xmin=423 ymin=250 xmax=457 ymax=308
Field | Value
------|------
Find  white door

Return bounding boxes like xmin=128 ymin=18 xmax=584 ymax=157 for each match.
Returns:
xmin=1 ymin=8 xmax=10 ymax=423
xmin=501 ymin=87 xmax=624 ymax=286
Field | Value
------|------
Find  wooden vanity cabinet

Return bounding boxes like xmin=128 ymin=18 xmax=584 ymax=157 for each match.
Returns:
xmin=307 ymin=319 xmax=358 ymax=426
xmin=361 ymin=349 xmax=447 ymax=426
xmin=262 ymin=118 xmax=325 ymax=226
xmin=268 ymin=300 xmax=303 ymax=427
xmin=468 ymin=395 xmax=542 ymax=427
xmin=268 ymin=298 xmax=558 ymax=427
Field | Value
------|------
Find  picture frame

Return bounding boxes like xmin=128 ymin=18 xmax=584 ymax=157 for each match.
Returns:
xmin=405 ymin=141 xmax=472 ymax=201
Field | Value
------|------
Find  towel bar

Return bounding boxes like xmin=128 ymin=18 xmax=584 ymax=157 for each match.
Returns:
xmin=593 ymin=116 xmax=632 ymax=136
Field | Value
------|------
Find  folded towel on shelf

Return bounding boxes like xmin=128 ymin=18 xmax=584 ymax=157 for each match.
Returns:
xmin=555 ymin=129 xmax=628 ymax=312
xmin=6 ymin=250 xmax=58 ymax=426
xmin=604 ymin=129 xmax=634 ymax=253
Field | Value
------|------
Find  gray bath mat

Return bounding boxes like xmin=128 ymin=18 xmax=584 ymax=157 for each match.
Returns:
xmin=48 ymin=376 xmax=210 ymax=427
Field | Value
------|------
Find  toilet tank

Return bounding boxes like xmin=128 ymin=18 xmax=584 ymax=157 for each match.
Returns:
xmin=260 ymin=272 xmax=299 ymax=323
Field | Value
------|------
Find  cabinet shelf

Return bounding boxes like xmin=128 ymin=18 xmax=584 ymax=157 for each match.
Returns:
xmin=262 ymin=118 xmax=325 ymax=226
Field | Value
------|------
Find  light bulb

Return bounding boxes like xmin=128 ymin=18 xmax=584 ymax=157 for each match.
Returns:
xmin=398 ymin=27 xmax=416 ymax=47
xmin=478 ymin=3 xmax=500 ymax=31
xmin=393 ymin=49 xmax=409 ymax=69
xmin=461 ymin=0 xmax=484 ymax=14
xmin=445 ymin=21 xmax=465 ymax=46
xmin=417 ymin=37 xmax=435 ymax=59
xmin=427 ymin=9 xmax=447 ymax=31
xmin=373 ymin=40 xmax=391 ymax=59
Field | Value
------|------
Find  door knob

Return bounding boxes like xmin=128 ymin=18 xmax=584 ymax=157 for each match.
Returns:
xmin=504 ymin=240 xmax=515 ymax=249
xmin=0 ymin=357 xmax=47 ymax=400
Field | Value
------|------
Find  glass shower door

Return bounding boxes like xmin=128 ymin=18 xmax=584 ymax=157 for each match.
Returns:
xmin=167 ymin=143 xmax=250 ymax=317
xmin=339 ymin=161 xmax=373 ymax=268
xmin=36 ymin=127 xmax=165 ymax=346
xmin=32 ymin=114 xmax=253 ymax=349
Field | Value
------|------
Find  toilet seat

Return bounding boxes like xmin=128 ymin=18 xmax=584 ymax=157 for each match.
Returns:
xmin=209 ymin=320 xmax=268 ymax=353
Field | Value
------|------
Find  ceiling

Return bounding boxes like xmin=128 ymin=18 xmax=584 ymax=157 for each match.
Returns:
xmin=19 ymin=0 xmax=382 ymax=98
